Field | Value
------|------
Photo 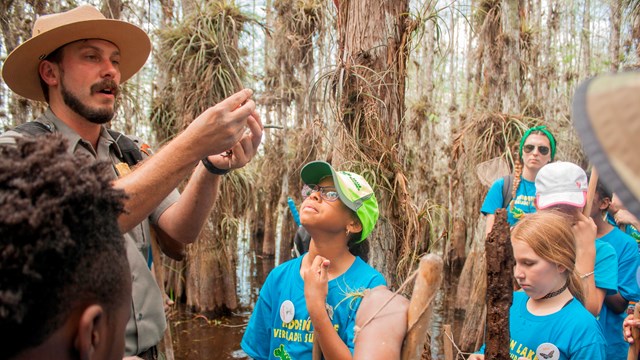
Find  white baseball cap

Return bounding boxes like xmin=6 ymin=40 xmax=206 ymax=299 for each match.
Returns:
xmin=535 ymin=162 xmax=588 ymax=209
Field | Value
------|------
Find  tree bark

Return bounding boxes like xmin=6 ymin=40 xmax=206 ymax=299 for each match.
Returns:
xmin=101 ymin=0 xmax=121 ymax=19
xmin=159 ymin=0 xmax=175 ymax=25
xmin=541 ymin=0 xmax=558 ymax=121
xmin=449 ymin=7 xmax=458 ymax=110
xmin=610 ymin=0 xmax=622 ymax=73
xmin=465 ymin=0 xmax=477 ymax=109
xmin=0 ymin=0 xmax=47 ymax=126
xmin=484 ymin=209 xmax=513 ymax=359
xmin=334 ymin=0 xmax=414 ymax=285
xmin=185 ymin=222 xmax=238 ymax=315
xmin=163 ymin=2 xmax=250 ymax=315
xmin=262 ymin=198 xmax=277 ymax=257
xmin=502 ymin=0 xmax=522 ymax=114
xmin=479 ymin=1 xmax=503 ymax=112
xmin=581 ymin=0 xmax=591 ymax=77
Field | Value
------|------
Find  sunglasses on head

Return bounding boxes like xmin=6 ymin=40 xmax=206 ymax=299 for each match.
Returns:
xmin=523 ymin=144 xmax=550 ymax=156
xmin=301 ymin=184 xmax=340 ymax=202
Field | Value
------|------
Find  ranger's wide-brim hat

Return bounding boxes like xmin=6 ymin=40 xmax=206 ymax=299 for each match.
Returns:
xmin=1 ymin=4 xmax=150 ymax=102
xmin=572 ymin=72 xmax=640 ymax=219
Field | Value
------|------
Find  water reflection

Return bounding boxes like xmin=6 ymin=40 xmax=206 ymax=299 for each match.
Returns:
xmin=172 ymin=233 xmax=276 ymax=360
xmin=170 ymin=306 xmax=252 ymax=359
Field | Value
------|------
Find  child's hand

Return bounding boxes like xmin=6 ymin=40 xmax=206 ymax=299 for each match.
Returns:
xmin=624 ymin=314 xmax=640 ymax=343
xmin=614 ymin=209 xmax=640 ymax=227
xmin=572 ymin=212 xmax=597 ymax=249
xmin=303 ymin=255 xmax=330 ymax=312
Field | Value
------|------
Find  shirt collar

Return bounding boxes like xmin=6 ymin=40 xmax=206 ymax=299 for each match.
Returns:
xmin=39 ymin=107 xmax=117 ymax=156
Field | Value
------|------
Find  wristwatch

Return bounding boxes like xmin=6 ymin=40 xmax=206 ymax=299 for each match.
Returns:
xmin=201 ymin=157 xmax=230 ymax=175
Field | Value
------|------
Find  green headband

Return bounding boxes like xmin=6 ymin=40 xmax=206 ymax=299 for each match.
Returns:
xmin=519 ymin=125 xmax=557 ymax=161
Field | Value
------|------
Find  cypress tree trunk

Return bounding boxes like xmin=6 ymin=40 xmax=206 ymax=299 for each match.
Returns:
xmin=610 ymin=1 xmax=622 ymax=73
xmin=502 ymin=0 xmax=522 ymax=114
xmin=581 ymin=0 xmax=591 ymax=77
xmin=334 ymin=0 xmax=415 ymax=285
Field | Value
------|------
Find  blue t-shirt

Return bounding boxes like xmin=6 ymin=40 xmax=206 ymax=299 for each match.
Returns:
xmin=607 ymin=212 xmax=640 ymax=251
xmin=477 ymin=291 xmax=606 ymax=359
xmin=481 ymin=176 xmax=537 ymax=226
xmin=597 ymin=227 xmax=640 ymax=360
xmin=241 ymin=255 xmax=386 ymax=360
xmin=594 ymin=239 xmax=619 ymax=297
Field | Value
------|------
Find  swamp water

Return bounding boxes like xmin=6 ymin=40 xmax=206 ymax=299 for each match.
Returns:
xmin=171 ymin=231 xmax=277 ymax=360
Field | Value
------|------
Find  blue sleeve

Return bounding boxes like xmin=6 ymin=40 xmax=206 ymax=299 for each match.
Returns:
xmin=571 ymin=343 xmax=606 ymax=359
xmin=595 ymin=241 xmax=619 ymax=295
xmin=241 ymin=274 xmax=275 ymax=360
xmin=481 ymin=177 xmax=505 ymax=215
xmin=569 ymin=314 xmax=607 ymax=360
xmin=626 ymin=225 xmax=640 ymax=244
xmin=344 ymin=298 xmax=360 ymax=355
xmin=617 ymin=238 xmax=640 ymax=301
xmin=372 ymin=273 xmax=387 ymax=288
xmin=343 ymin=265 xmax=387 ymax=353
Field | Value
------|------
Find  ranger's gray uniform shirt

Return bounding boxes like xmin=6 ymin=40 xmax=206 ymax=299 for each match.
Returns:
xmin=0 ymin=108 xmax=180 ymax=355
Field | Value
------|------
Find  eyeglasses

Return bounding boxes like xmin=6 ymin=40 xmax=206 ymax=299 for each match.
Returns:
xmin=523 ymin=144 xmax=550 ymax=156
xmin=301 ymin=184 xmax=340 ymax=202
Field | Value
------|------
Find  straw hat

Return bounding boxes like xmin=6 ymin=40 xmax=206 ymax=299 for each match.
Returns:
xmin=1 ymin=4 xmax=150 ymax=102
xmin=572 ymin=72 xmax=640 ymax=218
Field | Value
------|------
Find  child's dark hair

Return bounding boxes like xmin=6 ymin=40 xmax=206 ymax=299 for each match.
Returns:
xmin=348 ymin=232 xmax=369 ymax=262
xmin=0 ymin=134 xmax=129 ymax=358
xmin=587 ymin=171 xmax=612 ymax=203
xmin=346 ymin=210 xmax=370 ymax=261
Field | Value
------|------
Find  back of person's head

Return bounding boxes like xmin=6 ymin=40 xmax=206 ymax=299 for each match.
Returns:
xmin=511 ymin=211 xmax=584 ymax=303
xmin=586 ymin=171 xmax=612 ymax=202
xmin=584 ymin=172 xmax=613 ymax=220
xmin=0 ymin=134 xmax=130 ymax=359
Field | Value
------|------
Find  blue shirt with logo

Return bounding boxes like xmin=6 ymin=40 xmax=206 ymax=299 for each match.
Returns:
xmin=597 ymin=227 xmax=640 ymax=360
xmin=241 ymin=255 xmax=386 ymax=360
xmin=476 ymin=291 xmax=606 ymax=359
xmin=595 ymin=239 xmax=619 ymax=297
xmin=481 ymin=176 xmax=537 ymax=226
xmin=607 ymin=212 xmax=640 ymax=252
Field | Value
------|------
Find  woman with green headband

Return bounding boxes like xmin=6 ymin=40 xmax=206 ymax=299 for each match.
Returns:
xmin=481 ymin=125 xmax=557 ymax=233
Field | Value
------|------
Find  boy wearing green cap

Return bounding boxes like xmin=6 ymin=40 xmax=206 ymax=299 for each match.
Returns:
xmin=241 ymin=161 xmax=386 ymax=359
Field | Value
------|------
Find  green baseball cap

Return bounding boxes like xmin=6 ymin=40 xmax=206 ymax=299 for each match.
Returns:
xmin=300 ymin=161 xmax=379 ymax=243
